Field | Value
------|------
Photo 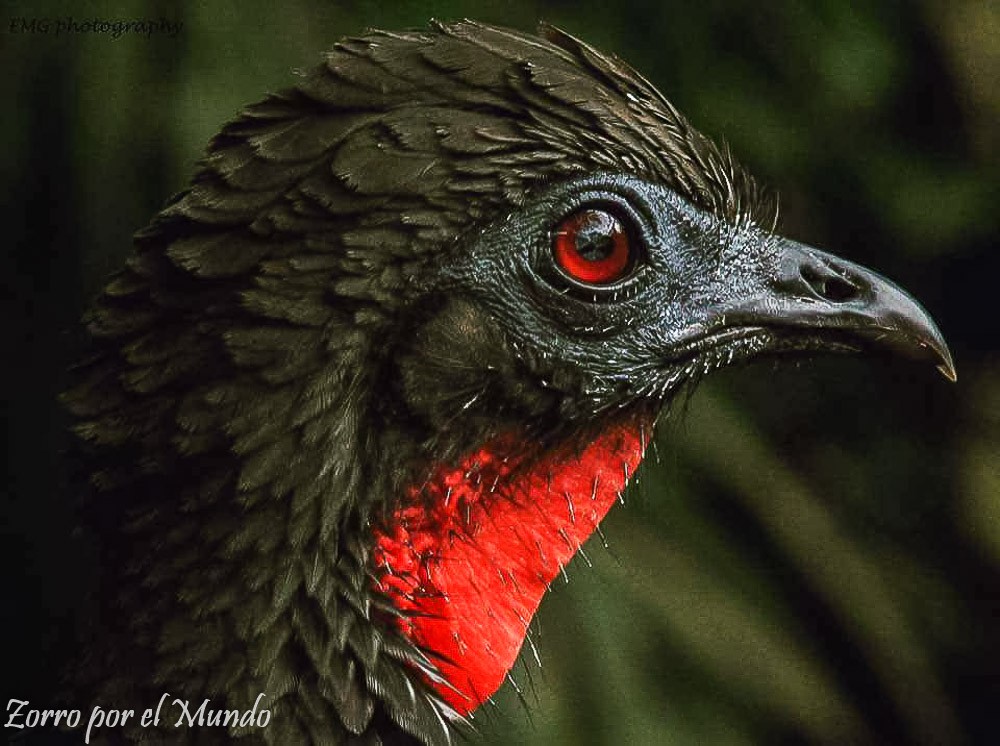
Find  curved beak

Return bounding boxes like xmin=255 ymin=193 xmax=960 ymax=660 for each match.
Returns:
xmin=718 ymin=239 xmax=956 ymax=382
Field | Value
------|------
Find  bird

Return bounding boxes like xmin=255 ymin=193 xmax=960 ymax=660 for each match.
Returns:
xmin=61 ymin=19 xmax=955 ymax=746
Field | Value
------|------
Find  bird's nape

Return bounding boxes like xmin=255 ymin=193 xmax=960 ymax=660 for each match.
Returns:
xmin=61 ymin=19 xmax=953 ymax=746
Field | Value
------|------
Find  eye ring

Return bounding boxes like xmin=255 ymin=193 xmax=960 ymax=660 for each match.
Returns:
xmin=552 ymin=208 xmax=637 ymax=286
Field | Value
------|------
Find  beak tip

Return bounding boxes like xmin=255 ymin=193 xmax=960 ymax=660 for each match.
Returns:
xmin=918 ymin=336 xmax=956 ymax=383
xmin=937 ymin=359 xmax=958 ymax=383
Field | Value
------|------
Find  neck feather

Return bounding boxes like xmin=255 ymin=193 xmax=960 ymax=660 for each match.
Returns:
xmin=372 ymin=416 xmax=650 ymax=713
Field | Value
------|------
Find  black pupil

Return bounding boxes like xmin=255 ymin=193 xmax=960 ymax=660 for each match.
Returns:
xmin=575 ymin=213 xmax=617 ymax=262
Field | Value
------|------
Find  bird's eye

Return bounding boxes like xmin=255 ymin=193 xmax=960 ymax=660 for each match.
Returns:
xmin=552 ymin=209 xmax=635 ymax=286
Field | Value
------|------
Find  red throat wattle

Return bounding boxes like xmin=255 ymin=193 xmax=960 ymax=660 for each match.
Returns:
xmin=372 ymin=418 xmax=651 ymax=714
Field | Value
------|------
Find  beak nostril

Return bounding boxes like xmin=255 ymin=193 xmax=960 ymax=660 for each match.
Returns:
xmin=800 ymin=264 xmax=861 ymax=303
xmin=819 ymin=275 xmax=860 ymax=302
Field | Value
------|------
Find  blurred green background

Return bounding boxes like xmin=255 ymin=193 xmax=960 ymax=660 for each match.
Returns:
xmin=2 ymin=1 xmax=997 ymax=744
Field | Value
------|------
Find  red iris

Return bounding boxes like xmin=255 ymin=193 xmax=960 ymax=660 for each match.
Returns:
xmin=552 ymin=209 xmax=632 ymax=285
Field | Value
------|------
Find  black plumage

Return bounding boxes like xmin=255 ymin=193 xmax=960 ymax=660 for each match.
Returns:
xmin=62 ymin=21 xmax=952 ymax=745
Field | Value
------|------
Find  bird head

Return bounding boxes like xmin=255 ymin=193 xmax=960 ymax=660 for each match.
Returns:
xmin=65 ymin=20 xmax=953 ymax=745
xmin=403 ymin=171 xmax=953 ymax=442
